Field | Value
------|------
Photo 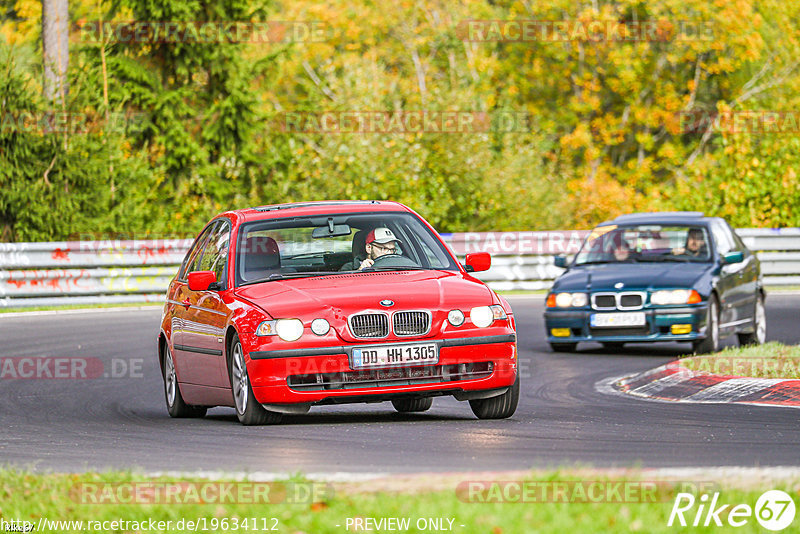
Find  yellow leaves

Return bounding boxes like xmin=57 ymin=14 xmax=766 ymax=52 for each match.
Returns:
xmin=662 ymin=112 xmax=685 ymax=136
xmin=567 ymin=171 xmax=640 ymax=227
xmin=14 ymin=0 xmax=38 ymax=18
xmin=2 ymin=0 xmax=39 ymax=45
xmin=635 ymin=132 xmax=654 ymax=150
xmin=782 ymin=167 xmax=797 ymax=189
xmin=560 ymin=123 xmax=592 ymax=150
xmin=658 ymin=142 xmax=677 ymax=160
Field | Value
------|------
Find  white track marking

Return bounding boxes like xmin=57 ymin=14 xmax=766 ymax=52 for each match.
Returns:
xmin=686 ymin=378 xmax=788 ymax=402
xmin=629 ymin=370 xmax=694 ymax=396
xmin=595 ymin=373 xmax=800 ymax=409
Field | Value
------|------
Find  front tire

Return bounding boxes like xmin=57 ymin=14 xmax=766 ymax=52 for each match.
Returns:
xmin=229 ymin=334 xmax=282 ymax=426
xmin=737 ymin=293 xmax=766 ymax=346
xmin=163 ymin=344 xmax=207 ymax=418
xmin=693 ymin=295 xmax=720 ymax=354
xmin=469 ymin=374 xmax=519 ymax=419
xmin=391 ymin=397 xmax=433 ymax=413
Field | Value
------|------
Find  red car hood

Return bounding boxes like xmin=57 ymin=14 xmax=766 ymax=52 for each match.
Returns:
xmin=235 ymin=270 xmax=494 ymax=319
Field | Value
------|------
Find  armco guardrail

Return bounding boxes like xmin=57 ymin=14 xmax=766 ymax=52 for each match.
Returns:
xmin=1 ymin=229 xmax=799 ymax=307
xmin=0 ymin=239 xmax=192 ymax=308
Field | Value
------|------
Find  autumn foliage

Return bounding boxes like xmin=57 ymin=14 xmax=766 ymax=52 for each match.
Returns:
xmin=1 ymin=0 xmax=799 ymax=240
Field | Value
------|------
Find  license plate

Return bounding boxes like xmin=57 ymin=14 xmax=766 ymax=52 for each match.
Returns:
xmin=351 ymin=343 xmax=438 ymax=369
xmin=590 ymin=312 xmax=646 ymax=328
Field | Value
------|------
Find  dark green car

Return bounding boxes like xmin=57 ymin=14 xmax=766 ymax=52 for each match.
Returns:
xmin=544 ymin=212 xmax=766 ymax=353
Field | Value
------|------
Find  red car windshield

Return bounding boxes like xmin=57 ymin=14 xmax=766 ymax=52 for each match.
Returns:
xmin=234 ymin=211 xmax=458 ymax=286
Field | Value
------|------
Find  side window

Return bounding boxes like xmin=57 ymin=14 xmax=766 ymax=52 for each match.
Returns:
xmin=726 ymin=222 xmax=747 ymax=252
xmin=711 ymin=222 xmax=734 ymax=256
xmin=198 ymin=221 xmax=231 ymax=285
xmin=179 ymin=223 xmax=216 ymax=279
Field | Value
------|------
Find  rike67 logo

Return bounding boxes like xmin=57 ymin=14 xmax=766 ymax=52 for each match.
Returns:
xmin=668 ymin=490 xmax=796 ymax=531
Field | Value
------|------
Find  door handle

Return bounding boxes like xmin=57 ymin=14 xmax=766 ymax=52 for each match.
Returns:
xmin=182 ymin=299 xmax=191 ymax=310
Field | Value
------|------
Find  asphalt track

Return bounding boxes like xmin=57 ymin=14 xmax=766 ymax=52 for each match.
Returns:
xmin=1 ymin=295 xmax=799 ymax=474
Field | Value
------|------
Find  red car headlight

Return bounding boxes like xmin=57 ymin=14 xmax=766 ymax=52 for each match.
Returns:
xmin=257 ymin=319 xmax=304 ymax=341
xmin=470 ymin=305 xmax=507 ymax=328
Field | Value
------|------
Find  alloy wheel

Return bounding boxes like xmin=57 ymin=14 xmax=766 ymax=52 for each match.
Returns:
xmin=164 ymin=348 xmax=177 ymax=407
xmin=231 ymin=342 xmax=249 ymax=415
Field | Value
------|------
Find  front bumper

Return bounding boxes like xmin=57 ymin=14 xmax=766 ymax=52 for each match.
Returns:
xmin=544 ymin=304 xmax=709 ymax=344
xmin=241 ymin=333 xmax=518 ymax=405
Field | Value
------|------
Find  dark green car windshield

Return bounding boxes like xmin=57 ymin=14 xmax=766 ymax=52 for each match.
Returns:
xmin=574 ymin=225 xmax=712 ymax=265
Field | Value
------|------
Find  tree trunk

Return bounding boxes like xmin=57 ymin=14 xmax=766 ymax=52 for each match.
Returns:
xmin=42 ymin=0 xmax=69 ymax=104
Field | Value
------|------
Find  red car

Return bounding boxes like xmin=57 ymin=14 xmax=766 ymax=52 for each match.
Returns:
xmin=158 ymin=201 xmax=519 ymax=425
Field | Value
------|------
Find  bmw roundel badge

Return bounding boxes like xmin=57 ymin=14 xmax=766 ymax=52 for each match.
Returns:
xmin=380 ymin=299 xmax=394 ymax=307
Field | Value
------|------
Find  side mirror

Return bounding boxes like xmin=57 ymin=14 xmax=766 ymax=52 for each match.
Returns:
xmin=187 ymin=271 xmax=218 ymax=291
xmin=553 ymin=255 xmax=568 ymax=268
xmin=722 ymin=251 xmax=744 ymax=265
xmin=465 ymin=252 xmax=491 ymax=273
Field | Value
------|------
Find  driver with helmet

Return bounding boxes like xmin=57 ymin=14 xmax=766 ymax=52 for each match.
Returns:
xmin=358 ymin=227 xmax=402 ymax=270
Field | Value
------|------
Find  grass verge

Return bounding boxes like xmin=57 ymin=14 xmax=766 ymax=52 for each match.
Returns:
xmin=679 ymin=342 xmax=800 ymax=379
xmin=1 ymin=468 xmax=798 ymax=533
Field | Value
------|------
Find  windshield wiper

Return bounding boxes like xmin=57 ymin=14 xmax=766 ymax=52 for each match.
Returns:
xmin=283 ymin=252 xmax=327 ymax=260
xmin=239 ymin=271 xmax=342 ymax=285
xmin=574 ymin=260 xmax=611 ymax=266
xmin=653 ymin=255 xmax=690 ymax=262
xmin=362 ymin=266 xmax=428 ymax=272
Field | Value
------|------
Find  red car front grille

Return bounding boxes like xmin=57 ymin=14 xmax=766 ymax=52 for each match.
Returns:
xmin=349 ymin=313 xmax=389 ymax=338
xmin=287 ymin=362 xmax=493 ymax=391
xmin=393 ymin=311 xmax=431 ymax=336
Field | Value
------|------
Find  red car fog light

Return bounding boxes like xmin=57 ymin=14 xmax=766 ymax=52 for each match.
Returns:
xmin=447 ymin=309 xmax=465 ymax=326
xmin=311 ymin=318 xmax=330 ymax=336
